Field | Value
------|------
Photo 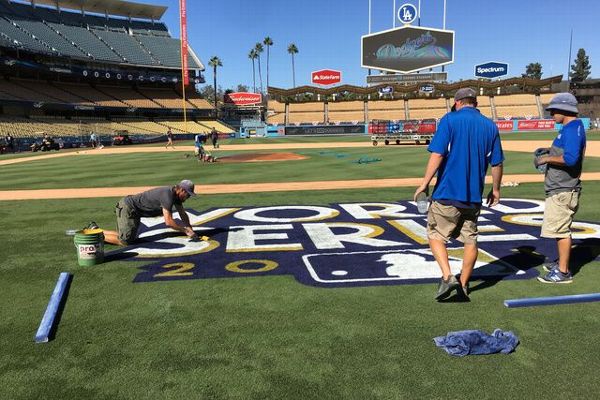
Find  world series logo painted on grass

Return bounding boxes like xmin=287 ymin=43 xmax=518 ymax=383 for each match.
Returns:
xmin=111 ymin=199 xmax=600 ymax=287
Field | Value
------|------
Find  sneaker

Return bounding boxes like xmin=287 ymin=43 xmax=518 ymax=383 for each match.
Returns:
xmin=435 ymin=275 xmax=460 ymax=300
xmin=537 ymin=269 xmax=573 ymax=284
xmin=461 ymin=284 xmax=470 ymax=300
xmin=86 ymin=221 xmax=99 ymax=230
xmin=542 ymin=261 xmax=558 ymax=272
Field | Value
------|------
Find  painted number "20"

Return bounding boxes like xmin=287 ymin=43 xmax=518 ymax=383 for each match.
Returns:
xmin=154 ymin=263 xmax=195 ymax=278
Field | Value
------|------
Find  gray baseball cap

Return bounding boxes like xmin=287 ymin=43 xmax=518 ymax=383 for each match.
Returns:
xmin=178 ymin=179 xmax=196 ymax=197
xmin=546 ymin=92 xmax=578 ymax=114
xmin=454 ymin=87 xmax=477 ymax=101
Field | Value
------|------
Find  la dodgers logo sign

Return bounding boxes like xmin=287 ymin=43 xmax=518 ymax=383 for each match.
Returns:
xmin=110 ymin=199 xmax=600 ymax=288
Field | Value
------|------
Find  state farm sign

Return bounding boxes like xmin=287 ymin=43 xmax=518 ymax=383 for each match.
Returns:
xmin=311 ymin=69 xmax=341 ymax=85
xmin=224 ymin=92 xmax=262 ymax=106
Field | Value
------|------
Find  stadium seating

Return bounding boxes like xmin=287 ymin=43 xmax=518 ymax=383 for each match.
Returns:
xmin=407 ymin=98 xmax=446 ymax=119
xmin=0 ymin=78 xmax=63 ymax=103
xmin=10 ymin=16 xmax=87 ymax=58
xmin=95 ymin=86 xmax=159 ymax=108
xmin=495 ymin=106 xmax=540 ymax=119
xmin=46 ymin=22 xmax=123 ymax=62
xmin=268 ymin=100 xmax=286 ymax=112
xmin=267 ymin=114 xmax=286 ymax=125
xmin=135 ymin=35 xmax=199 ymax=68
xmin=368 ymin=100 xmax=405 ymax=111
xmin=493 ymin=94 xmax=540 ymax=118
xmin=0 ymin=2 xmax=198 ymax=69
xmin=138 ymin=88 xmax=188 ymax=109
xmin=198 ymin=120 xmax=234 ymax=133
xmin=328 ymin=100 xmax=364 ymax=111
xmin=328 ymin=111 xmax=365 ymax=123
xmin=92 ymin=28 xmax=156 ymax=65
xmin=0 ymin=16 xmax=52 ymax=54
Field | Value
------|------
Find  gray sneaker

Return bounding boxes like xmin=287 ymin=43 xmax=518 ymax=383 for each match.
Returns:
xmin=461 ymin=284 xmax=470 ymax=300
xmin=542 ymin=261 xmax=558 ymax=272
xmin=435 ymin=275 xmax=460 ymax=301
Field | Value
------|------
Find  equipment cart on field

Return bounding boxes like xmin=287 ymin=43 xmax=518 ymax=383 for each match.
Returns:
xmin=369 ymin=119 xmax=436 ymax=146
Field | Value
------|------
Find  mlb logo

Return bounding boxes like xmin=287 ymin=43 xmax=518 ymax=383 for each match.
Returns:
xmin=300 ymin=248 xmax=528 ymax=287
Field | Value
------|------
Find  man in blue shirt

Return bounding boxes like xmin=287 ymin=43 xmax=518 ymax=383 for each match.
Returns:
xmin=535 ymin=93 xmax=586 ymax=284
xmin=414 ymin=88 xmax=504 ymax=301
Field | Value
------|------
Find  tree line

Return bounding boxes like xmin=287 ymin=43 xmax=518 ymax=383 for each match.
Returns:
xmin=523 ymin=47 xmax=592 ymax=82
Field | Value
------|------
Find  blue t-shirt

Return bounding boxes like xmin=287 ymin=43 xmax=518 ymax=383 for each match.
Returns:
xmin=545 ymin=119 xmax=586 ymax=195
xmin=428 ymin=107 xmax=504 ymax=204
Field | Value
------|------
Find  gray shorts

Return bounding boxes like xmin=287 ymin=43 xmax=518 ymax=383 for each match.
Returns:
xmin=115 ymin=199 xmax=140 ymax=245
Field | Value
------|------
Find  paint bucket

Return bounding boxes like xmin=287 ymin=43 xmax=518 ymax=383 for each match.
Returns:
xmin=74 ymin=228 xmax=104 ymax=266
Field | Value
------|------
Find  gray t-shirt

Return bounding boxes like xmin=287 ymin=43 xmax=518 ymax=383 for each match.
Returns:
xmin=123 ymin=186 xmax=179 ymax=217
xmin=544 ymin=145 xmax=582 ymax=196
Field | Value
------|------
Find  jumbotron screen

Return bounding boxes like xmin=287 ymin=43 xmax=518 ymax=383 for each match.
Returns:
xmin=361 ymin=26 xmax=454 ymax=73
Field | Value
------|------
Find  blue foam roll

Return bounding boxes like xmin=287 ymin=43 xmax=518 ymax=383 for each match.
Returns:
xmin=504 ymin=293 xmax=600 ymax=308
xmin=35 ymin=272 xmax=71 ymax=343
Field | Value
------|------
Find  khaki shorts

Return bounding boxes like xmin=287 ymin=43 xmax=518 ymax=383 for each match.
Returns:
xmin=427 ymin=201 xmax=481 ymax=244
xmin=541 ymin=191 xmax=579 ymax=238
xmin=115 ymin=199 xmax=140 ymax=245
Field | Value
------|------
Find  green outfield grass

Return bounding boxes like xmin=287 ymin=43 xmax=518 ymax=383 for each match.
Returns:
xmin=2 ymin=146 xmax=600 ymax=191
xmin=2 ymin=137 xmax=600 ymax=399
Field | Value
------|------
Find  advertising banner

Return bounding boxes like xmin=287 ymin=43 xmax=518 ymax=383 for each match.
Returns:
xmin=286 ymin=125 xmax=365 ymax=135
xmin=224 ymin=92 xmax=262 ymax=106
xmin=179 ymin=0 xmax=189 ymax=85
xmin=495 ymin=120 xmax=514 ymax=131
xmin=362 ymin=26 xmax=454 ymax=73
xmin=475 ymin=61 xmax=509 ymax=79
xmin=517 ymin=119 xmax=555 ymax=131
xmin=367 ymin=72 xmax=447 ymax=84
xmin=311 ymin=69 xmax=342 ymax=86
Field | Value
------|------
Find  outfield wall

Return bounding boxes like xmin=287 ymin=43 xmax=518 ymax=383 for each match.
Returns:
xmin=496 ymin=118 xmax=591 ymax=132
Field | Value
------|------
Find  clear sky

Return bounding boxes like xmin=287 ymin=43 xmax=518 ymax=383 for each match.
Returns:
xmin=152 ymin=0 xmax=599 ymax=91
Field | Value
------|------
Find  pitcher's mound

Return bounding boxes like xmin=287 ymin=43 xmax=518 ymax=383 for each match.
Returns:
xmin=218 ymin=152 xmax=307 ymax=163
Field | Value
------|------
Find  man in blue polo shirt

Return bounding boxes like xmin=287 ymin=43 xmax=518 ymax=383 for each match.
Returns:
xmin=535 ymin=92 xmax=586 ymax=284
xmin=414 ymin=88 xmax=504 ymax=301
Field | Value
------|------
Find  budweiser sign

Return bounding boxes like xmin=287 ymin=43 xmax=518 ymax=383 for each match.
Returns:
xmin=517 ymin=119 xmax=555 ymax=131
xmin=311 ymin=69 xmax=342 ymax=85
xmin=224 ymin=92 xmax=262 ymax=106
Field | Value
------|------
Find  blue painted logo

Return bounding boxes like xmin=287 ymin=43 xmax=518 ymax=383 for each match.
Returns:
xmin=110 ymin=199 xmax=600 ymax=288
xmin=378 ymin=86 xmax=394 ymax=95
xmin=475 ymin=62 xmax=509 ymax=78
xmin=419 ymin=84 xmax=435 ymax=93
xmin=397 ymin=3 xmax=418 ymax=25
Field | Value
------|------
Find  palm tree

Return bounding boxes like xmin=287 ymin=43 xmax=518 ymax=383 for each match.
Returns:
xmin=248 ymin=49 xmax=257 ymax=93
xmin=263 ymin=36 xmax=273 ymax=93
xmin=208 ymin=56 xmax=222 ymax=118
xmin=287 ymin=43 xmax=298 ymax=88
xmin=254 ymin=42 xmax=264 ymax=93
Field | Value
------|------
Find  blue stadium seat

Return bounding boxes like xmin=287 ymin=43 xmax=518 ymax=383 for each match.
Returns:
xmin=93 ymin=29 xmax=157 ymax=65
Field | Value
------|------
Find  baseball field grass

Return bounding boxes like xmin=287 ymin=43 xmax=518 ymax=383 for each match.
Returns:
xmin=1 ymin=134 xmax=599 ymax=399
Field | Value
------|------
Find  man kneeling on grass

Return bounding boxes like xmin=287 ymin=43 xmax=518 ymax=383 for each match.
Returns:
xmin=91 ymin=179 xmax=199 ymax=246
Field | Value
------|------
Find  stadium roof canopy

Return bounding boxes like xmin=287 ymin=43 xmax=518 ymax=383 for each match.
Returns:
xmin=24 ymin=0 xmax=167 ymax=20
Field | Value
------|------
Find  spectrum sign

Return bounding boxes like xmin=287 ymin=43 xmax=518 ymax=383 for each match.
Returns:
xmin=475 ymin=61 xmax=509 ymax=79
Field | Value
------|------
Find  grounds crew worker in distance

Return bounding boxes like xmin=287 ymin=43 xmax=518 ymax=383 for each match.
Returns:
xmin=535 ymin=93 xmax=586 ymax=284
xmin=102 ymin=179 xmax=198 ymax=246
xmin=413 ymin=87 xmax=504 ymax=301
